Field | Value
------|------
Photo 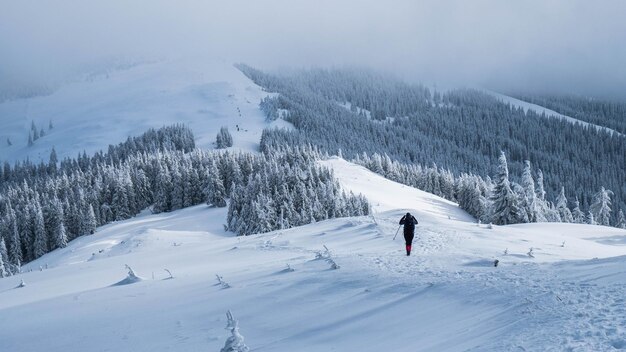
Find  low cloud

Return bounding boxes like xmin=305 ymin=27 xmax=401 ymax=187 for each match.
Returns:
xmin=1 ymin=0 xmax=625 ymax=98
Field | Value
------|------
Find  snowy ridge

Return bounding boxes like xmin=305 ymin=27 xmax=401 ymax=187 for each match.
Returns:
xmin=0 ymin=58 xmax=294 ymax=164
xmin=485 ymin=90 xmax=624 ymax=137
xmin=1 ymin=158 xmax=626 ymax=351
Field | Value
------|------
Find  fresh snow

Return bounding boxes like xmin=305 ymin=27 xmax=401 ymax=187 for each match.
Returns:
xmin=485 ymin=91 xmax=624 ymax=137
xmin=2 ymin=158 xmax=625 ymax=351
xmin=0 ymin=58 xmax=294 ymax=164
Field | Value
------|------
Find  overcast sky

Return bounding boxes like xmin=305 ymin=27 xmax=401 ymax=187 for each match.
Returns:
xmin=2 ymin=0 xmax=626 ymax=98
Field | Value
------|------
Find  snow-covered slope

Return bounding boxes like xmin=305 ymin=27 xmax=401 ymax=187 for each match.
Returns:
xmin=485 ymin=91 xmax=624 ymax=137
xmin=0 ymin=59 xmax=292 ymax=164
xmin=1 ymin=158 xmax=625 ymax=351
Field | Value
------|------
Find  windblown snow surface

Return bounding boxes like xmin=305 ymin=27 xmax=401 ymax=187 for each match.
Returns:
xmin=1 ymin=157 xmax=625 ymax=351
xmin=0 ymin=59 xmax=293 ymax=164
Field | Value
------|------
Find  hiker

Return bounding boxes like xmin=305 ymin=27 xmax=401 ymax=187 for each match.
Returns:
xmin=399 ymin=212 xmax=418 ymax=256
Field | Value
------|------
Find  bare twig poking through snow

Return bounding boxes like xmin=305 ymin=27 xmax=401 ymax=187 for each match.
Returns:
xmin=504 ymin=248 xmax=508 ymax=255
xmin=494 ymin=259 xmax=499 ymax=267
xmin=527 ymin=248 xmax=535 ymax=258
xmin=327 ymin=258 xmax=340 ymax=270
xmin=126 ymin=265 xmax=138 ymax=279
xmin=314 ymin=245 xmax=340 ymax=269
xmin=285 ymin=264 xmax=294 ymax=272
xmin=113 ymin=265 xmax=143 ymax=286
xmin=561 ymin=241 xmax=566 ymax=248
xmin=220 ymin=310 xmax=249 ymax=352
xmin=216 ymin=274 xmax=231 ymax=289
xmin=164 ymin=269 xmax=173 ymax=279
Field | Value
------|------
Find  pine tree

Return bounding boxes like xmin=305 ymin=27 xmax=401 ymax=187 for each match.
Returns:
xmin=82 ymin=205 xmax=97 ymax=235
xmin=490 ymin=152 xmax=524 ymax=225
xmin=571 ymin=197 xmax=585 ymax=224
xmin=32 ymin=204 xmax=48 ymax=259
xmin=0 ymin=237 xmax=10 ymax=277
xmin=536 ymin=170 xmax=547 ymax=202
xmin=555 ymin=187 xmax=573 ymax=223
xmin=590 ymin=187 xmax=613 ymax=226
xmin=587 ymin=211 xmax=596 ymax=225
xmin=216 ymin=127 xmax=234 ymax=149
xmin=206 ymin=163 xmax=227 ymax=207
xmin=616 ymin=210 xmax=626 ymax=229
xmin=49 ymin=147 xmax=58 ymax=174
xmin=520 ymin=161 xmax=544 ymax=222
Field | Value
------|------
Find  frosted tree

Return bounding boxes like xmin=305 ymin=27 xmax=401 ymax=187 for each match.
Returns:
xmin=170 ymin=168 xmax=184 ymax=210
xmin=49 ymin=147 xmax=58 ymax=174
xmin=48 ymin=199 xmax=68 ymax=248
xmin=590 ymin=187 xmax=613 ymax=226
xmin=0 ymin=238 xmax=10 ymax=277
xmin=82 ymin=205 xmax=97 ymax=235
xmin=206 ymin=162 xmax=227 ymax=207
xmin=555 ymin=187 xmax=573 ymax=223
xmin=490 ymin=152 xmax=524 ymax=225
xmin=216 ymin=127 xmax=234 ymax=149
xmin=32 ymin=204 xmax=48 ymax=259
xmin=571 ymin=197 xmax=585 ymax=224
xmin=220 ymin=311 xmax=249 ymax=352
xmin=520 ymin=161 xmax=544 ymax=222
xmin=616 ymin=210 xmax=626 ymax=229
xmin=587 ymin=211 xmax=596 ymax=225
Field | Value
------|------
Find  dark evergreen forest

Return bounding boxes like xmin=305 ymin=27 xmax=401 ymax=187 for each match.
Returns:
xmin=238 ymin=64 xmax=625 ymax=225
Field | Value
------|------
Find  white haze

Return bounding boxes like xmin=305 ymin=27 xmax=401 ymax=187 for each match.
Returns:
xmin=1 ymin=0 xmax=626 ymax=98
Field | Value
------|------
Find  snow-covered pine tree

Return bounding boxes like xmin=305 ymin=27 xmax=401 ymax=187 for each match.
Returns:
xmin=220 ymin=311 xmax=249 ymax=352
xmin=555 ymin=187 xmax=573 ymax=223
xmin=616 ymin=210 xmax=626 ymax=229
xmin=206 ymin=162 xmax=227 ymax=207
xmin=0 ymin=237 xmax=10 ymax=277
xmin=590 ymin=187 xmax=613 ymax=226
xmin=571 ymin=197 xmax=585 ymax=224
xmin=82 ymin=205 xmax=97 ymax=235
xmin=587 ymin=211 xmax=596 ymax=225
xmin=490 ymin=152 xmax=524 ymax=225
xmin=216 ymin=127 xmax=233 ymax=149
xmin=520 ymin=160 xmax=543 ymax=222
xmin=32 ymin=203 xmax=48 ymax=259
xmin=170 ymin=167 xmax=184 ymax=211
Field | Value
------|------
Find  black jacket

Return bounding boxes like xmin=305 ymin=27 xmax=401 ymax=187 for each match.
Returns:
xmin=400 ymin=214 xmax=418 ymax=234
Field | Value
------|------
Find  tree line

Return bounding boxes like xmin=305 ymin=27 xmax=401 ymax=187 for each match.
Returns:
xmin=0 ymin=126 xmax=368 ymax=275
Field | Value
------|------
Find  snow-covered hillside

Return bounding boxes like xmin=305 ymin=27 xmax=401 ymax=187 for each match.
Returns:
xmin=0 ymin=59 xmax=292 ymax=164
xmin=1 ymin=158 xmax=625 ymax=351
xmin=485 ymin=91 xmax=624 ymax=137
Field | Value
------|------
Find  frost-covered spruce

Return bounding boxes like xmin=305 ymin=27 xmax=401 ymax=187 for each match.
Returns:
xmin=555 ymin=187 xmax=573 ymax=223
xmin=220 ymin=311 xmax=249 ymax=352
xmin=590 ymin=187 xmax=613 ymax=226
xmin=490 ymin=152 xmax=525 ymax=225
xmin=216 ymin=127 xmax=233 ymax=149
xmin=0 ymin=237 xmax=9 ymax=277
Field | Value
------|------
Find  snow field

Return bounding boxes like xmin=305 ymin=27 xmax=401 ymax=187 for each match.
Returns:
xmin=1 ymin=158 xmax=625 ymax=351
xmin=0 ymin=58 xmax=294 ymax=164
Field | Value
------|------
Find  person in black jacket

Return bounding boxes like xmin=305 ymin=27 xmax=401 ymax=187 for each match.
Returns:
xmin=399 ymin=212 xmax=418 ymax=256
